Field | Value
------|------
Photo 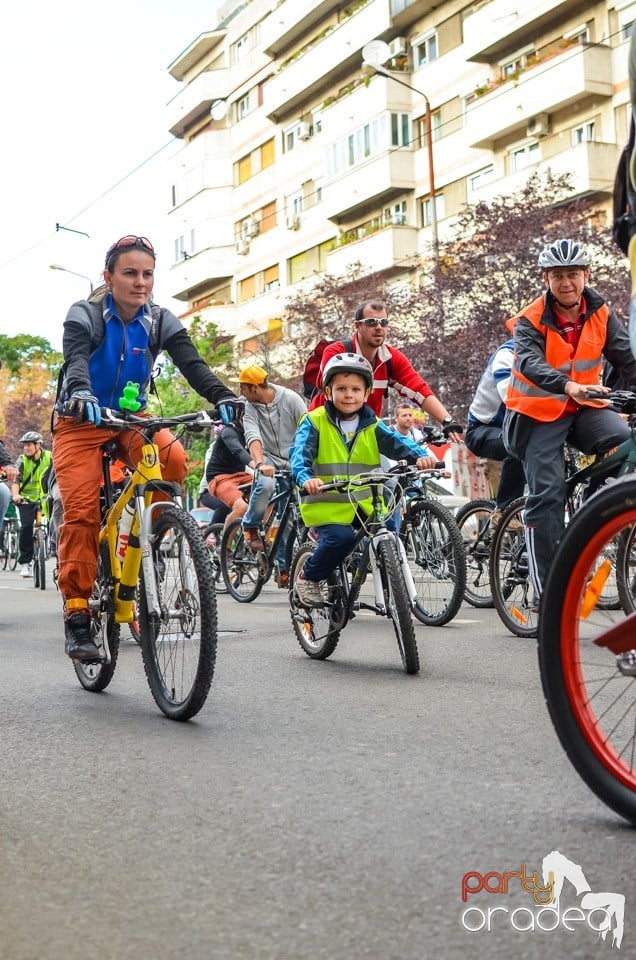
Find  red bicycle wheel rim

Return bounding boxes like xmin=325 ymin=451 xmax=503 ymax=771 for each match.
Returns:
xmin=560 ymin=507 xmax=636 ymax=791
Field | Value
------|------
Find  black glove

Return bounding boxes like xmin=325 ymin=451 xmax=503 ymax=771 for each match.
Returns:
xmin=442 ymin=421 xmax=463 ymax=438
xmin=62 ymin=390 xmax=101 ymax=426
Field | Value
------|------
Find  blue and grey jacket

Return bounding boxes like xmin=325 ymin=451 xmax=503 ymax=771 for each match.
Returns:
xmin=58 ymin=293 xmax=235 ymax=412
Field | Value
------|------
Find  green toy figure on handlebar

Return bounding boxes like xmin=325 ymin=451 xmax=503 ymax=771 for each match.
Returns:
xmin=119 ymin=381 xmax=142 ymax=412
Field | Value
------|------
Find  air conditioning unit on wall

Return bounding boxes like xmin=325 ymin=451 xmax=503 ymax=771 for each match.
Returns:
xmin=245 ymin=217 xmax=260 ymax=239
xmin=526 ymin=113 xmax=551 ymax=137
xmin=297 ymin=121 xmax=312 ymax=141
xmin=286 ymin=215 xmax=300 ymax=230
xmin=389 ymin=37 xmax=407 ymax=57
xmin=235 ymin=238 xmax=250 ymax=255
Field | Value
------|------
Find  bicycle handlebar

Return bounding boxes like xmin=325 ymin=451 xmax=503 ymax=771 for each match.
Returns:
xmin=318 ymin=463 xmax=446 ymax=493
xmin=586 ymin=389 xmax=636 ymax=413
xmin=99 ymin=408 xmax=216 ymax=432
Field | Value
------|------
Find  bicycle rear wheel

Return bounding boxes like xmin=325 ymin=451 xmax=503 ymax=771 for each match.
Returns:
xmin=378 ymin=538 xmax=419 ymax=674
xmin=403 ymin=498 xmax=466 ymax=626
xmin=201 ymin=522 xmax=228 ymax=595
xmin=76 ymin=542 xmax=121 ymax=692
xmin=8 ymin=525 xmax=19 ymax=571
xmin=139 ymin=505 xmax=217 ymax=721
xmin=220 ymin=519 xmax=267 ymax=602
xmin=289 ymin=543 xmax=344 ymax=660
xmin=539 ymin=481 xmax=636 ymax=824
xmin=455 ymin=499 xmax=495 ymax=607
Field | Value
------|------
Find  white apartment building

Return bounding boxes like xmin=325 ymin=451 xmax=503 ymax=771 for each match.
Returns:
xmin=165 ymin=0 xmax=636 ymax=358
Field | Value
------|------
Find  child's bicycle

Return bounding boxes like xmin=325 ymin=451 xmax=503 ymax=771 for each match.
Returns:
xmin=73 ymin=407 xmax=218 ymax=721
xmin=289 ymin=465 xmax=425 ymax=675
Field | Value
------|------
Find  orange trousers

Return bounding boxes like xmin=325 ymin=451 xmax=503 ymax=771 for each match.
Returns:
xmin=53 ymin=418 xmax=187 ymax=601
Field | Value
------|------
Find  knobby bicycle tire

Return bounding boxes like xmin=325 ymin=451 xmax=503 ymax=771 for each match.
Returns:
xmin=378 ymin=538 xmax=419 ymax=674
xmin=139 ymin=505 xmax=217 ymax=721
xmin=403 ymin=498 xmax=466 ymax=626
xmin=489 ymin=497 xmax=538 ymax=638
xmin=76 ymin=542 xmax=121 ymax=693
xmin=220 ymin=518 xmax=267 ymax=603
xmin=33 ymin=530 xmax=46 ymax=590
xmin=201 ymin=521 xmax=228 ymax=595
xmin=455 ymin=498 xmax=496 ymax=608
xmin=289 ymin=542 xmax=344 ymax=660
xmin=539 ymin=480 xmax=636 ymax=824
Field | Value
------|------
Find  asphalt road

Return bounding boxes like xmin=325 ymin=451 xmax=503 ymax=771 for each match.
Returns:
xmin=0 ymin=560 xmax=632 ymax=960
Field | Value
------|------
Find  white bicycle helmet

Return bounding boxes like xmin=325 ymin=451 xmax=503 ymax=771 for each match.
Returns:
xmin=20 ymin=431 xmax=43 ymax=444
xmin=322 ymin=352 xmax=373 ymax=389
xmin=538 ymin=239 xmax=590 ymax=270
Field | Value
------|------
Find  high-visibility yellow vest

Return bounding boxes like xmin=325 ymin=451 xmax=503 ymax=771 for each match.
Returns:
xmin=299 ymin=407 xmax=381 ymax=526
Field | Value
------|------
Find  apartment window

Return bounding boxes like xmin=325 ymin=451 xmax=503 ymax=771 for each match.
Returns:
xmin=288 ymin=190 xmax=304 ymax=216
xmin=234 ymin=33 xmax=249 ymax=62
xmin=509 ymin=141 xmax=540 ymax=172
xmin=289 ymin=251 xmax=308 ymax=284
xmin=261 ymin=200 xmax=277 ymax=233
xmin=173 ymin=231 xmax=195 ymax=263
xmin=564 ymin=24 xmax=590 ymax=44
xmin=572 ymin=121 xmax=596 ymax=145
xmin=261 ymin=138 xmax=275 ymax=169
xmin=264 ymin=264 xmax=280 ymax=292
xmin=467 ymin=165 xmax=495 ymax=193
xmin=417 ymin=110 xmax=442 ymax=146
xmin=420 ymin=194 xmax=445 ymax=227
xmin=238 ymin=274 xmax=256 ymax=302
xmin=326 ymin=113 xmax=393 ymax=178
xmin=414 ymin=32 xmax=438 ymax=67
xmin=384 ymin=200 xmax=407 ymax=225
xmin=618 ymin=2 xmax=636 ymax=40
xmin=501 ymin=54 xmax=527 ymax=79
xmin=236 ymin=93 xmax=251 ymax=121
xmin=391 ymin=113 xmax=411 ymax=147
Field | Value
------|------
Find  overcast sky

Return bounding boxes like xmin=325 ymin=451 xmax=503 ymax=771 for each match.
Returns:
xmin=0 ymin=0 xmax=220 ymax=351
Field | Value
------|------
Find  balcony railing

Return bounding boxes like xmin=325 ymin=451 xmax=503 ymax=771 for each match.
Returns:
xmin=322 ymin=149 xmax=415 ymax=222
xmin=326 ymin=222 xmax=418 ymax=276
xmin=169 ymin=245 xmax=235 ymax=301
xmin=462 ymin=0 xmax=583 ymax=62
xmin=167 ymin=69 xmax=230 ymax=138
xmin=464 ymin=43 xmax=612 ymax=149
xmin=263 ymin=0 xmax=391 ymax=120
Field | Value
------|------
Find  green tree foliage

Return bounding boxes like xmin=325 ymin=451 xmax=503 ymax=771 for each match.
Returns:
xmin=0 ymin=334 xmax=62 ymax=441
xmin=281 ymin=171 xmax=630 ymax=421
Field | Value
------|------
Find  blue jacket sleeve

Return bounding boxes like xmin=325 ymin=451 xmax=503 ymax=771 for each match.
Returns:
xmin=376 ymin=421 xmax=429 ymax=462
xmin=289 ymin=414 xmax=319 ymax=488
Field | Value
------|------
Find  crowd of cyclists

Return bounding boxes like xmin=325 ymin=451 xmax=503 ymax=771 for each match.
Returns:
xmin=1 ymin=232 xmax=633 ymax=642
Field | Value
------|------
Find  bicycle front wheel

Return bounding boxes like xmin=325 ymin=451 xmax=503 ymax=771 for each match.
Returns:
xmin=220 ymin=519 xmax=267 ymax=602
xmin=8 ymin=527 xmax=19 ymax=571
xmin=76 ymin=542 xmax=121 ymax=692
xmin=455 ymin=499 xmax=495 ymax=607
xmin=489 ymin=497 xmax=538 ymax=638
xmin=539 ymin=481 xmax=636 ymax=824
xmin=378 ymin=538 xmax=419 ymax=674
xmin=139 ymin=505 xmax=217 ymax=721
xmin=403 ymin=499 xmax=466 ymax=626
xmin=33 ymin=531 xmax=46 ymax=590
xmin=289 ymin=543 xmax=344 ymax=660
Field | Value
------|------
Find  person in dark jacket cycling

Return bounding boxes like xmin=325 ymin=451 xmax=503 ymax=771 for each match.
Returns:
xmin=53 ymin=234 xmax=237 ymax=663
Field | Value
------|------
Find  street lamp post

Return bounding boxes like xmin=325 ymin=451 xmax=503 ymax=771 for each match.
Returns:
xmin=49 ymin=263 xmax=94 ymax=293
xmin=362 ymin=41 xmax=439 ymax=259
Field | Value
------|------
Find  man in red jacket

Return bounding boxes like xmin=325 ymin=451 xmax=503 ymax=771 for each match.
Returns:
xmin=310 ymin=300 xmax=463 ymax=442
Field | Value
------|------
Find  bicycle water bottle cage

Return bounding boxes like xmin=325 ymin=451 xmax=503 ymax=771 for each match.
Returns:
xmin=119 ymin=381 xmax=142 ymax=412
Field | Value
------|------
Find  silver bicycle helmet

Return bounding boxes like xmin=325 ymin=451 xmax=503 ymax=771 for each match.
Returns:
xmin=322 ymin=352 xmax=374 ymax=389
xmin=20 ymin=431 xmax=43 ymax=444
xmin=538 ymin=239 xmax=590 ymax=270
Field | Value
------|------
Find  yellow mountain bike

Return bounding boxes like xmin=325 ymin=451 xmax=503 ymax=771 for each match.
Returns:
xmin=74 ymin=408 xmax=218 ymax=721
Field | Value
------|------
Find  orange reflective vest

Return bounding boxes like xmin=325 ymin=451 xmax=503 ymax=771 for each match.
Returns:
xmin=506 ymin=296 xmax=608 ymax=422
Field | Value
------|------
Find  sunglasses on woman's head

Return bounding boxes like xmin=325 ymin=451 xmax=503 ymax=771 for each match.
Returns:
xmin=359 ymin=317 xmax=389 ymax=328
xmin=105 ymin=236 xmax=155 ymax=267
